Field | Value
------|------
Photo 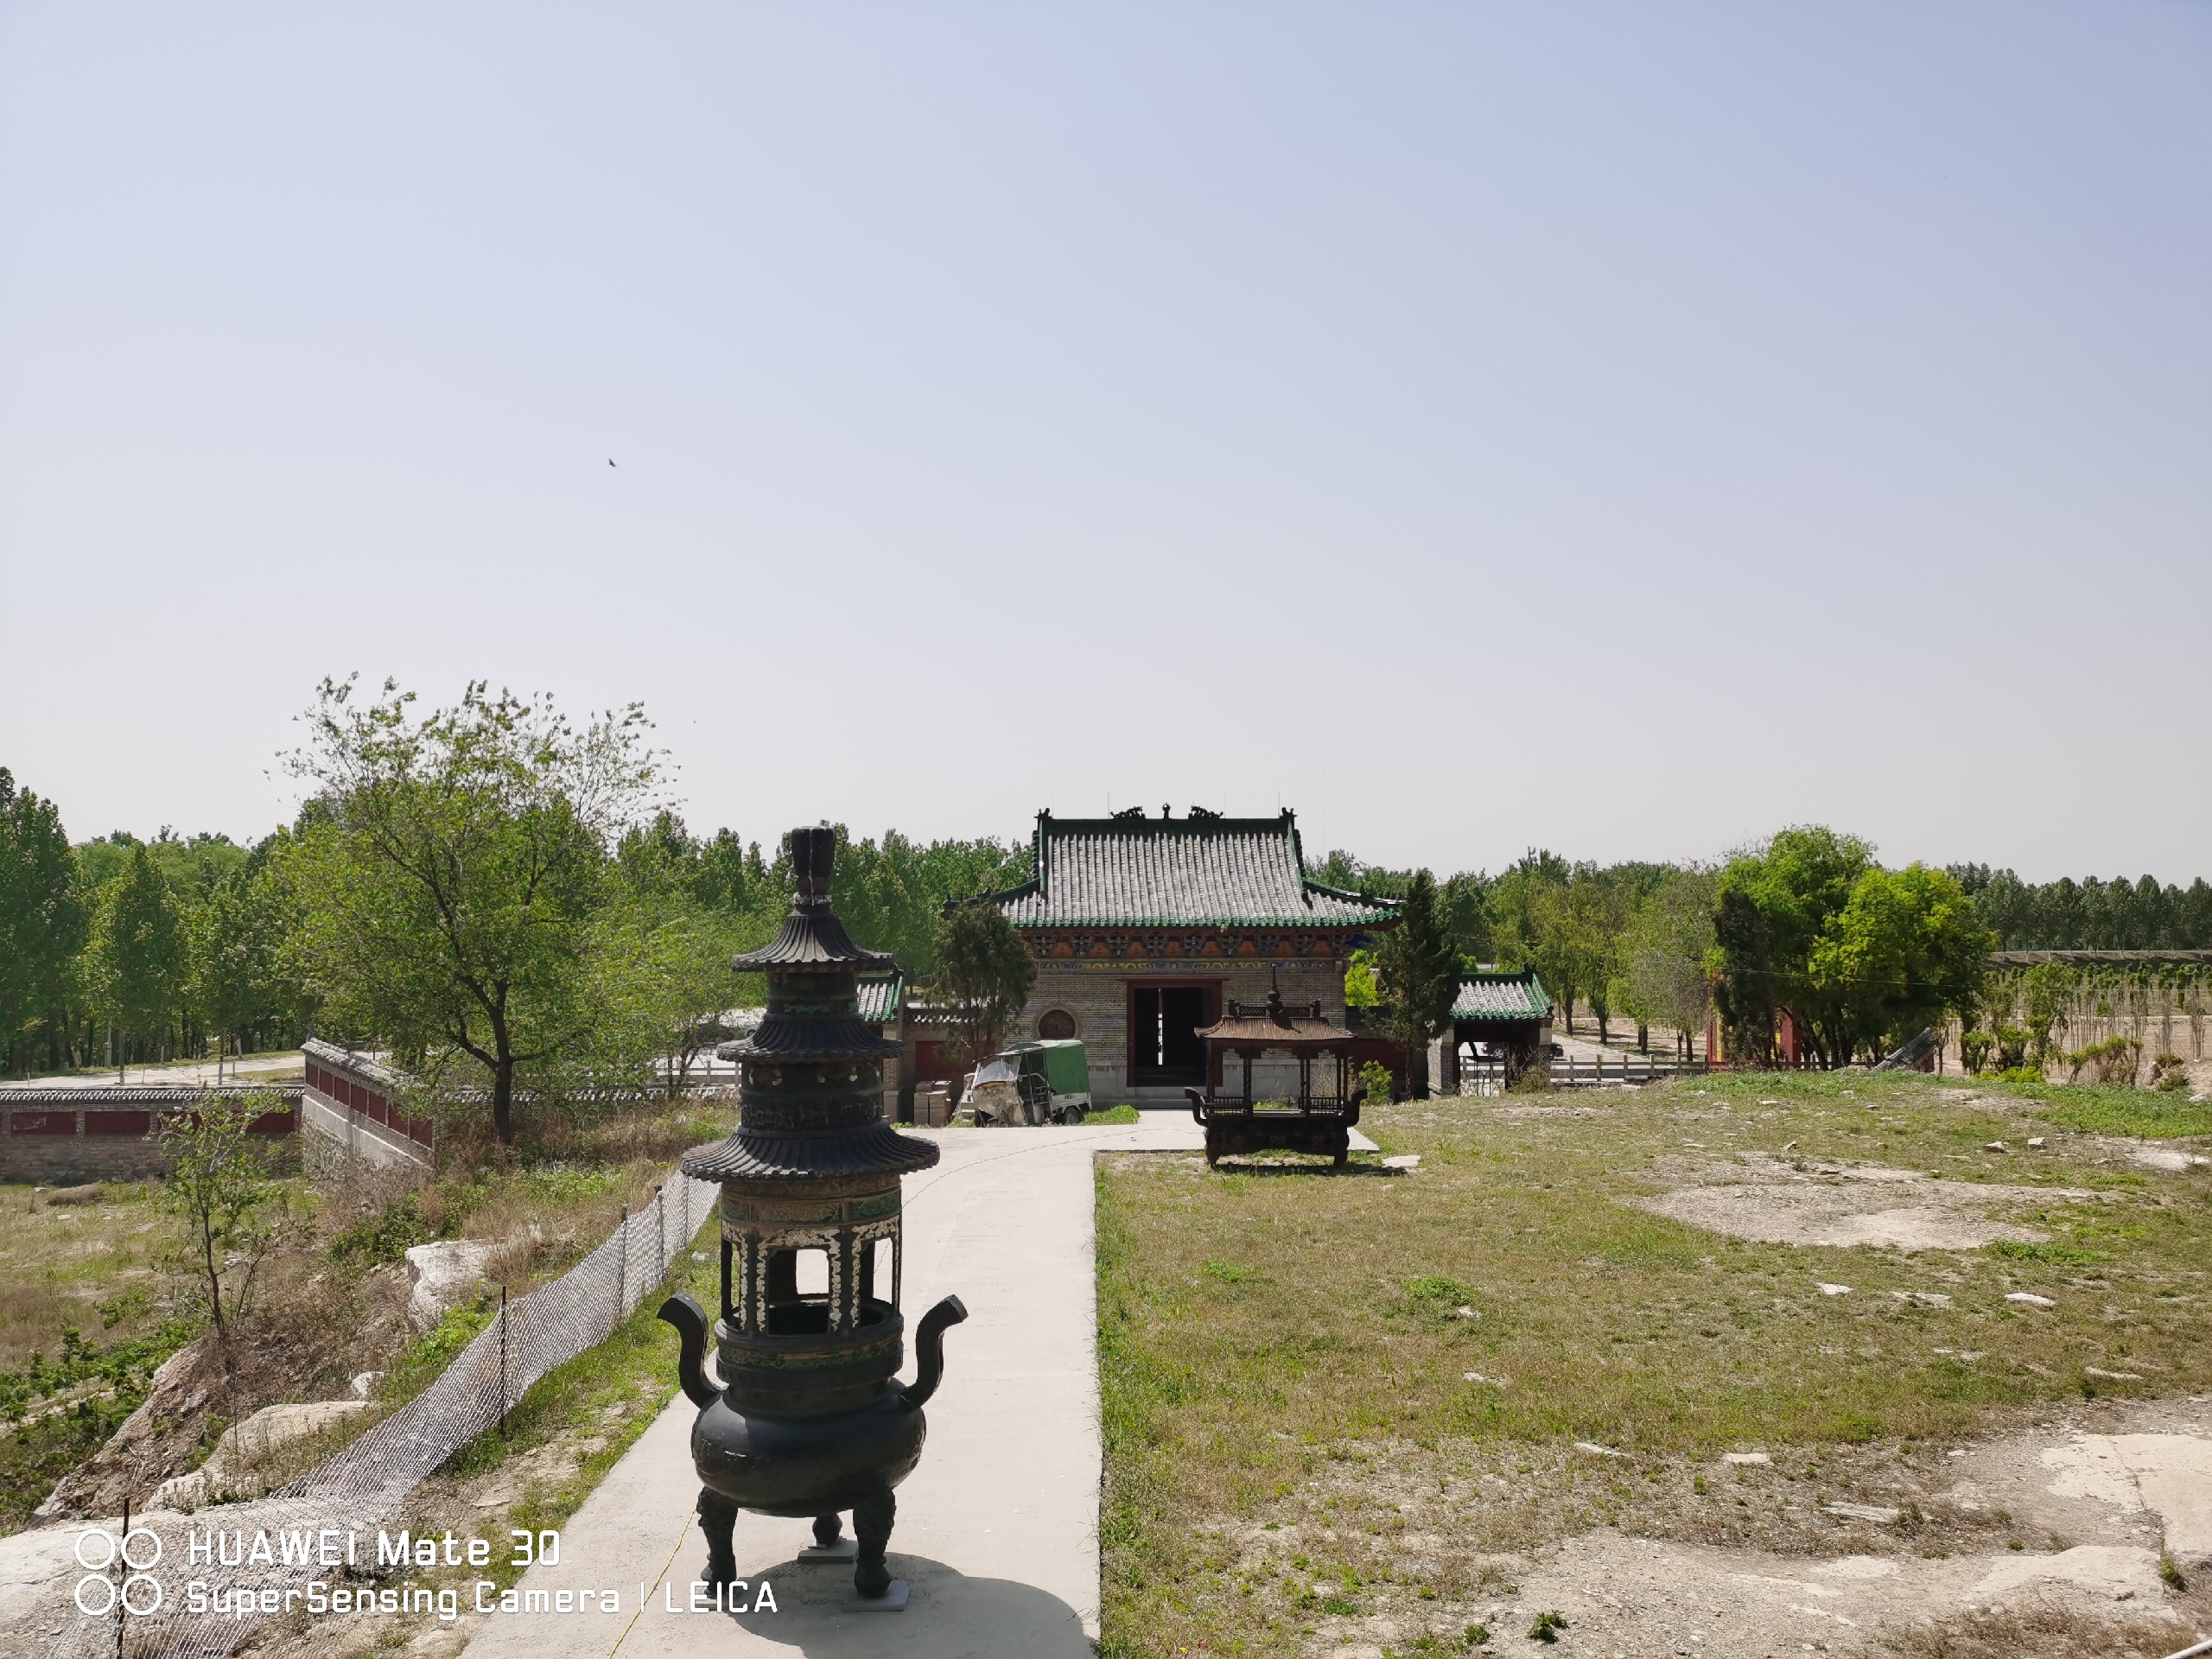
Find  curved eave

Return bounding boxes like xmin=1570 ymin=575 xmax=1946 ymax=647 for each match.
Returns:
xmin=1007 ymin=912 xmax=1390 ymax=930
xmin=679 ymin=1127 xmax=941 ymax=1182
xmin=723 ymin=1018 xmax=903 ymax=1062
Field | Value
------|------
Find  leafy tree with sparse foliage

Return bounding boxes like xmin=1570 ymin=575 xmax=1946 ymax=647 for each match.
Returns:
xmin=285 ymin=677 xmax=661 ymax=1143
xmin=158 ymin=1090 xmax=289 ymax=1340
xmin=1616 ymin=866 xmax=1718 ymax=1058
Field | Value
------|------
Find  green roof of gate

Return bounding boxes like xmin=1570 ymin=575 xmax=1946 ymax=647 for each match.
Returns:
xmin=1451 ymin=970 xmax=1551 ymax=1022
xmin=855 ymin=970 xmax=905 ymax=1026
xmin=985 ymin=810 xmax=1400 ymax=930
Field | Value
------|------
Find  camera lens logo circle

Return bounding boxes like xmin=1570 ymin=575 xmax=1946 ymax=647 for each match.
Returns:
xmin=73 ymin=1529 xmax=164 ymax=1616
xmin=73 ymin=1529 xmax=116 ymax=1571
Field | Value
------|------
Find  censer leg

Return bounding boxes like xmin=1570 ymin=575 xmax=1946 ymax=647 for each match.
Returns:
xmin=696 ymin=1489 xmax=739 ymax=1588
xmin=812 ymin=1513 xmax=844 ymax=1549
xmin=851 ymin=1488 xmax=895 ymax=1597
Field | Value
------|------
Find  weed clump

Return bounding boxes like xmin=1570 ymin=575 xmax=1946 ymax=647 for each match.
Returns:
xmin=1983 ymin=1239 xmax=2100 ymax=1268
xmin=1405 ymin=1276 xmax=1474 ymax=1306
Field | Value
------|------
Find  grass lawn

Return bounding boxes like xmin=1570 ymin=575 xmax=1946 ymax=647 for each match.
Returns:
xmin=0 ymin=1181 xmax=200 ymax=1531
xmin=1096 ymin=1070 xmax=2212 ymax=1657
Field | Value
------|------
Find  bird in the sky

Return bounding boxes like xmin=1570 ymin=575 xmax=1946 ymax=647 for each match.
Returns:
xmin=608 ymin=459 xmax=617 ymax=467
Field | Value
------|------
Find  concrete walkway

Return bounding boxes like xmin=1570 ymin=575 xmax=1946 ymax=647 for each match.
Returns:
xmin=462 ymin=1118 xmax=1376 ymax=1659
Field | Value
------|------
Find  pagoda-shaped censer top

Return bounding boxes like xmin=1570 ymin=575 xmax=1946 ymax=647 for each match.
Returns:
xmin=661 ymin=823 xmax=963 ymax=1605
xmin=682 ymin=823 xmax=938 ymax=1183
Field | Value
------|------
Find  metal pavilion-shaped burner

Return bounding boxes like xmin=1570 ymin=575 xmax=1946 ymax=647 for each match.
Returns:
xmin=658 ymin=825 xmax=965 ymax=1604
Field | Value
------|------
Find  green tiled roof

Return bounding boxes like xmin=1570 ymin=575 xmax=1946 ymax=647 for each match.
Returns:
xmin=855 ymin=971 xmax=905 ymax=1026
xmin=1451 ymin=970 xmax=1550 ymax=1021
xmin=990 ymin=810 xmax=1398 ymax=929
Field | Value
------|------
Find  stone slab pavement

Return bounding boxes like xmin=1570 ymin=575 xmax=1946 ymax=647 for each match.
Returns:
xmin=461 ymin=1117 xmax=1376 ymax=1659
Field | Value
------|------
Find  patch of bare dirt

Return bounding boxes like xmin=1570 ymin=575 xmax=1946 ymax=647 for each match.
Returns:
xmin=1211 ymin=1398 xmax=2212 ymax=1657
xmin=1625 ymin=1153 xmax=2107 ymax=1251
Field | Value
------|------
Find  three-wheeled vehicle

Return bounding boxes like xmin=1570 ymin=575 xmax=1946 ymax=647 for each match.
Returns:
xmin=964 ymin=1039 xmax=1091 ymax=1126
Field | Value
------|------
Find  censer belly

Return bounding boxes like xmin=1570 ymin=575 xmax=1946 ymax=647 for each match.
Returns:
xmin=689 ymin=1391 xmax=928 ymax=1516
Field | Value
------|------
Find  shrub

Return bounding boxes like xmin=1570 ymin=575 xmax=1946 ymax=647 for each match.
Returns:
xmin=2063 ymin=1036 xmax=2141 ymax=1086
xmin=1358 ymin=1061 xmax=1395 ymax=1105
xmin=1994 ymin=1027 xmax=2031 ymax=1071
xmin=328 ymin=1190 xmax=430 ymax=1267
xmin=2150 ymin=1054 xmax=2191 ymax=1094
xmin=1960 ymin=1032 xmax=1993 ymax=1076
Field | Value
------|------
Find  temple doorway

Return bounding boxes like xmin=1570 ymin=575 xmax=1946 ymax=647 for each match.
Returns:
xmin=1128 ymin=982 xmax=1219 ymax=1086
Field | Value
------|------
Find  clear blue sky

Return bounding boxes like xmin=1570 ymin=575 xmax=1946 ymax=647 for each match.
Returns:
xmin=3 ymin=3 xmax=2206 ymax=880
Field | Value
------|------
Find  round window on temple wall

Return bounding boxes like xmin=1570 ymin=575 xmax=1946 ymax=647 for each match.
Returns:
xmin=1038 ymin=1009 xmax=1077 ymax=1040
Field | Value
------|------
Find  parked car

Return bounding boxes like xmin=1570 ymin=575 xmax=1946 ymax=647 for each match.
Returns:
xmin=965 ymin=1039 xmax=1091 ymax=1126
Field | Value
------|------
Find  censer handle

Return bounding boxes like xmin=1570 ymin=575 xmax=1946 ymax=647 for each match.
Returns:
xmin=899 ymin=1294 xmax=969 ymax=1412
xmin=657 ymin=1293 xmax=721 ymax=1408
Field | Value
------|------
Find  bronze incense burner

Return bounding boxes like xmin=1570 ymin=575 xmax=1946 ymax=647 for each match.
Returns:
xmin=658 ymin=825 xmax=963 ymax=1602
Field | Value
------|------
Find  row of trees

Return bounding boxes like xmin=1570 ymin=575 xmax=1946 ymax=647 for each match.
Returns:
xmin=0 ymin=769 xmax=310 ymax=1077
xmin=1318 ymin=847 xmax=1720 ymax=1055
xmin=0 ymin=683 xmax=1032 ymax=1140
xmin=1943 ymin=866 xmax=2212 ymax=950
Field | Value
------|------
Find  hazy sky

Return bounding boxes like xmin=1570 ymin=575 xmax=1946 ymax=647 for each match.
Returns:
xmin=3 ymin=3 xmax=2206 ymax=880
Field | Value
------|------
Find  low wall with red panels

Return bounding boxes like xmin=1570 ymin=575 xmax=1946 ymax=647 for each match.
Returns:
xmin=0 ymin=1087 xmax=301 ymax=1183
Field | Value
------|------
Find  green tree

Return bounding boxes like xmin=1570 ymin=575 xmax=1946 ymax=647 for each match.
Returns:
xmin=1343 ymin=948 xmax=1380 ymax=1008
xmin=1489 ymin=850 xmax=1588 ymax=1022
xmin=831 ymin=827 xmax=1031 ymax=977
xmin=88 ymin=842 xmax=189 ymax=1072
xmin=1808 ymin=864 xmax=1992 ymax=1062
xmin=1570 ymin=870 xmax=1637 ymax=1045
xmin=930 ymin=901 xmax=1036 ymax=1074
xmin=158 ymin=1090 xmax=289 ymax=1340
xmin=0 ymin=769 xmax=87 ymax=1074
xmin=1374 ymin=870 xmax=1459 ymax=1098
xmin=2020 ymin=962 xmax=2077 ymax=1065
xmin=191 ymin=844 xmax=312 ymax=1069
xmin=1711 ymin=827 xmax=1876 ymax=1069
xmin=1617 ymin=867 xmax=1718 ymax=1058
xmin=600 ymin=830 xmax=759 ymax=1096
xmin=285 ymin=677 xmax=660 ymax=1143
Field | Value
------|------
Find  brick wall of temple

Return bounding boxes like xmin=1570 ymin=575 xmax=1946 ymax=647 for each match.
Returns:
xmin=1020 ymin=956 xmax=1352 ymax=1104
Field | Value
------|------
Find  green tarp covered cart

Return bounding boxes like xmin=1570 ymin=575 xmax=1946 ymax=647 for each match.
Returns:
xmin=968 ymin=1039 xmax=1091 ymax=1126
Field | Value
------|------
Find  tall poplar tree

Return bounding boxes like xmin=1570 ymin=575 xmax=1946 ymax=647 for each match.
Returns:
xmin=0 ymin=769 xmax=86 ymax=1072
xmin=90 ymin=842 xmax=188 ymax=1067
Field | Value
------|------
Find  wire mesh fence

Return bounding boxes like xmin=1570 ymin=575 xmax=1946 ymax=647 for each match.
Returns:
xmin=53 ymin=1168 xmax=720 ymax=1659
